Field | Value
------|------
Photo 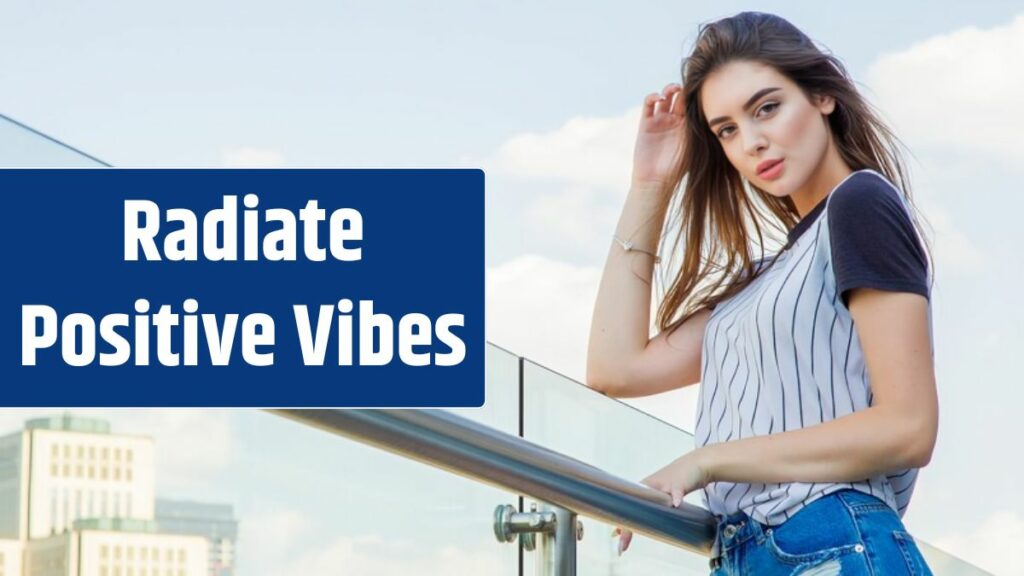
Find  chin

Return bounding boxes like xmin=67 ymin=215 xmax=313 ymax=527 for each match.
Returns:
xmin=757 ymin=181 xmax=791 ymax=199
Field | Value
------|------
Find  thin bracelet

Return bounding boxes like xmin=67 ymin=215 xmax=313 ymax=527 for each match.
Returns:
xmin=613 ymin=234 xmax=661 ymax=263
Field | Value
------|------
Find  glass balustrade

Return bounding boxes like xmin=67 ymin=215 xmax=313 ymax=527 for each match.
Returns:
xmin=0 ymin=114 xmax=108 ymax=167
xmin=522 ymin=357 xmax=712 ymax=574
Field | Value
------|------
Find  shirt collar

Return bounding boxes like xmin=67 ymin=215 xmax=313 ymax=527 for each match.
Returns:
xmin=786 ymin=194 xmax=829 ymax=246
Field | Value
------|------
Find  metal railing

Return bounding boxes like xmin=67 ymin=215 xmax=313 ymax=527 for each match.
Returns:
xmin=268 ymin=408 xmax=716 ymax=575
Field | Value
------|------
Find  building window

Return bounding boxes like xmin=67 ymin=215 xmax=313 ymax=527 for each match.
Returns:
xmin=126 ymin=468 xmax=133 ymax=482
xmin=50 ymin=489 xmax=57 ymax=530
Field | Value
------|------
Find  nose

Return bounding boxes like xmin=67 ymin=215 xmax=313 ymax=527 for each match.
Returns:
xmin=742 ymin=124 xmax=768 ymax=157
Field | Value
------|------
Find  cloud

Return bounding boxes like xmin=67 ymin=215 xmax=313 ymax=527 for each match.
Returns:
xmin=930 ymin=509 xmax=1024 ymax=575
xmin=237 ymin=507 xmax=312 ymax=576
xmin=485 ymin=107 xmax=640 ymax=190
xmin=523 ymin=185 xmax=622 ymax=254
xmin=221 ymin=147 xmax=286 ymax=167
xmin=486 ymin=254 xmax=600 ymax=382
xmin=913 ymin=199 xmax=989 ymax=277
xmin=866 ymin=13 xmax=1024 ymax=166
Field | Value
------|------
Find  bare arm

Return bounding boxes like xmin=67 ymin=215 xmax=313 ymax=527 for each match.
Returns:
xmin=586 ymin=83 xmax=707 ymax=398
xmin=635 ymin=289 xmax=938 ymax=515
xmin=700 ymin=289 xmax=938 ymax=483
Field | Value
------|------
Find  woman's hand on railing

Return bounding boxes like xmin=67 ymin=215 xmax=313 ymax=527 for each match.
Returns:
xmin=615 ymin=450 xmax=713 ymax=556
xmin=641 ymin=449 xmax=713 ymax=507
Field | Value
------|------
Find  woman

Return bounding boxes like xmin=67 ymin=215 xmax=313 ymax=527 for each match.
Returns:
xmin=587 ymin=11 xmax=938 ymax=575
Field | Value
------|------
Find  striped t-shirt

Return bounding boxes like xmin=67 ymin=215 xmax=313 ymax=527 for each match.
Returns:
xmin=694 ymin=168 xmax=933 ymax=551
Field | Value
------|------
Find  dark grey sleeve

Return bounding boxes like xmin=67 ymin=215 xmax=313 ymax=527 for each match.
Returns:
xmin=827 ymin=174 xmax=929 ymax=310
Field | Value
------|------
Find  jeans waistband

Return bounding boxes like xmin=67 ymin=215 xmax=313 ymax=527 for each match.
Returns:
xmin=709 ymin=488 xmax=885 ymax=566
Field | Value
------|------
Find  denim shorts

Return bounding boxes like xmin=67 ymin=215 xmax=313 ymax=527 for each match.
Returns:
xmin=707 ymin=488 xmax=933 ymax=575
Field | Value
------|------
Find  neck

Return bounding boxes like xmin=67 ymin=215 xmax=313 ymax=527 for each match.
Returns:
xmin=791 ymin=144 xmax=853 ymax=218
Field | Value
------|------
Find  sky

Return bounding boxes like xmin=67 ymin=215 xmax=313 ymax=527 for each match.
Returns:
xmin=2 ymin=1 xmax=1023 ymax=574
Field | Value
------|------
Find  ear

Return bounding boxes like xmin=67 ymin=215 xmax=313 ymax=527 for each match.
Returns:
xmin=814 ymin=93 xmax=837 ymax=115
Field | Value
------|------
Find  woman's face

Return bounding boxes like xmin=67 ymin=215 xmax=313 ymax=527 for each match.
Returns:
xmin=700 ymin=59 xmax=836 ymax=198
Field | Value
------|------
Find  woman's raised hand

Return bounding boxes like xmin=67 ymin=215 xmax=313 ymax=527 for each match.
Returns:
xmin=631 ymin=83 xmax=689 ymax=194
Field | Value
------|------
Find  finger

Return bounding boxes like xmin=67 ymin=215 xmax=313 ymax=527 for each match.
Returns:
xmin=656 ymin=83 xmax=681 ymax=115
xmin=671 ymin=485 xmax=685 ymax=508
xmin=669 ymin=86 xmax=687 ymax=117
xmin=654 ymin=92 xmax=671 ymax=115
xmin=622 ymin=529 xmax=633 ymax=552
xmin=643 ymin=93 xmax=660 ymax=118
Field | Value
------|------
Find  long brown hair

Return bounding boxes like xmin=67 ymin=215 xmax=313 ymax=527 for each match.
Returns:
xmin=656 ymin=11 xmax=934 ymax=335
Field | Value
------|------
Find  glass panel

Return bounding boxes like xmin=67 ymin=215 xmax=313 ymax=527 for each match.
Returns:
xmin=522 ymin=358 xmax=710 ymax=574
xmin=226 ymin=342 xmax=521 ymax=576
xmin=920 ymin=541 xmax=993 ymax=575
xmin=0 ymin=114 xmax=107 ymax=167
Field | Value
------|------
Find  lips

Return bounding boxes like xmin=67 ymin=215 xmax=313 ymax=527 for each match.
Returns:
xmin=757 ymin=159 xmax=783 ymax=175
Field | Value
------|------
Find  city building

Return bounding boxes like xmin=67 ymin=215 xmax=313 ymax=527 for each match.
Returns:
xmin=0 ymin=415 xmax=234 ymax=576
xmin=24 ymin=519 xmax=207 ymax=576
xmin=0 ymin=539 xmax=22 ymax=576
xmin=155 ymin=501 xmax=236 ymax=576
xmin=0 ymin=415 xmax=155 ymax=542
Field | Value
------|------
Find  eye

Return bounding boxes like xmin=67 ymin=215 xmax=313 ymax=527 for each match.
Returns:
xmin=716 ymin=101 xmax=780 ymax=139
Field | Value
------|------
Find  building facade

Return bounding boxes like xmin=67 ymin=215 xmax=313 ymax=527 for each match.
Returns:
xmin=0 ymin=416 xmax=231 ymax=576
xmin=155 ymin=501 xmax=236 ymax=576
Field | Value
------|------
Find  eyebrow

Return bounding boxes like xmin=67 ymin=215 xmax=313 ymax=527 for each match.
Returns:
xmin=707 ymin=87 xmax=782 ymax=128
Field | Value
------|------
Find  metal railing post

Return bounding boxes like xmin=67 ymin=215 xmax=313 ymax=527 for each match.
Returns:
xmin=536 ymin=503 xmax=576 ymax=576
